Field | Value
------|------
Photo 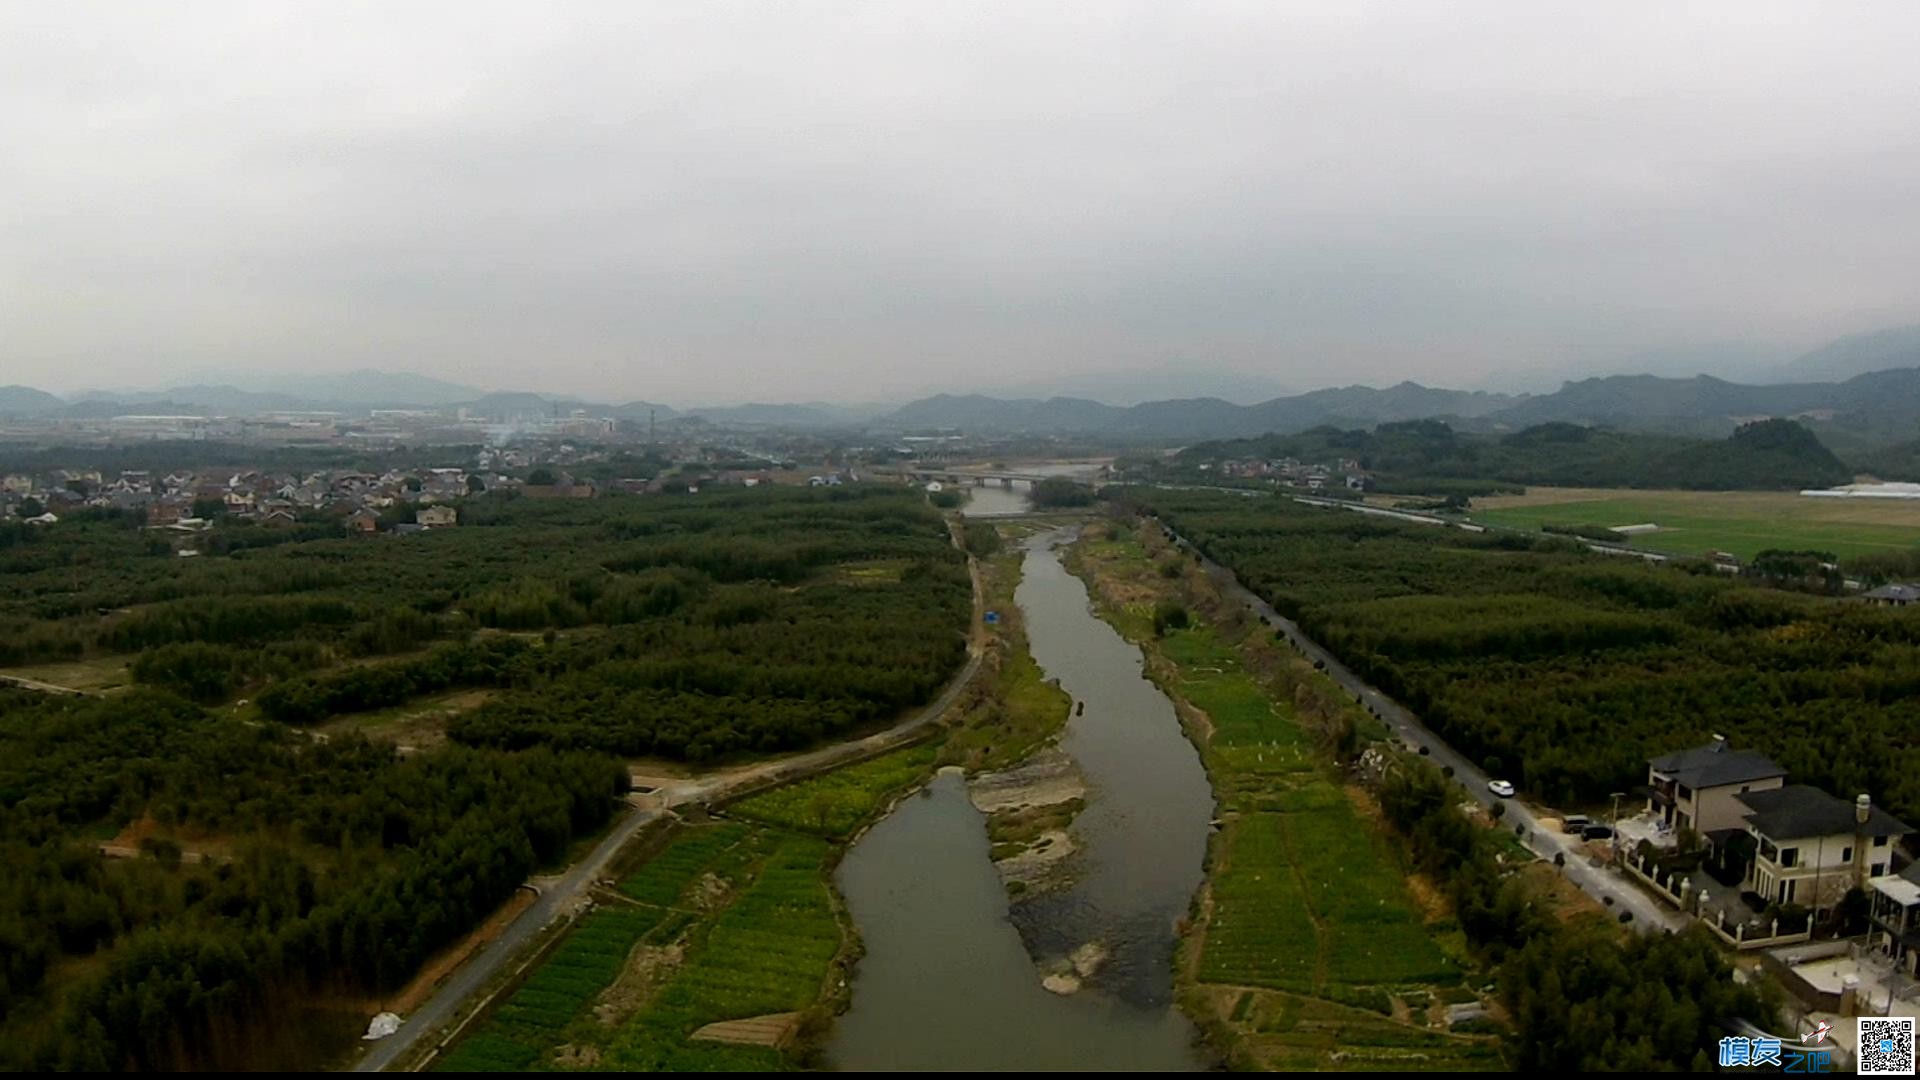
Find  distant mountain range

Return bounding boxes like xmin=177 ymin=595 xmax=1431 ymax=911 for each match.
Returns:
xmin=1780 ymin=325 xmax=1920 ymax=383
xmin=881 ymin=382 xmax=1521 ymax=439
xmin=10 ymin=324 xmax=1920 ymax=444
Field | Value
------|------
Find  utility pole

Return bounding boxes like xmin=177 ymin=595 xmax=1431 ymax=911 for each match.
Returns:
xmin=1610 ymin=790 xmax=1626 ymax=865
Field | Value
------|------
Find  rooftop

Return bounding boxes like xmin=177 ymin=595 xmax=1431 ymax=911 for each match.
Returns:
xmin=1737 ymin=785 xmax=1911 ymax=841
xmin=1649 ymin=740 xmax=1786 ymax=789
xmin=1874 ymin=866 xmax=1920 ymax=908
xmin=1865 ymin=583 xmax=1920 ymax=602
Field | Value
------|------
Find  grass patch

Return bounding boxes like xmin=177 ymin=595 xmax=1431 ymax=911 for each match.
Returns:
xmin=726 ymin=743 xmax=939 ymax=839
xmin=942 ymin=536 xmax=1072 ymax=772
xmin=0 ymin=655 xmax=134 ymax=693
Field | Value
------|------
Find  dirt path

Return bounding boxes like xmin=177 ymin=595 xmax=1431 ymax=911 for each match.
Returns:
xmin=0 ymin=672 xmax=94 ymax=696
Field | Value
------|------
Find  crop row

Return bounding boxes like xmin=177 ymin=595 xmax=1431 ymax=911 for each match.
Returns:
xmin=435 ymin=905 xmax=664 ymax=1071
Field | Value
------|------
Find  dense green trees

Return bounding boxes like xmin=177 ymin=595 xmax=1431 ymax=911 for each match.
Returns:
xmin=962 ymin=521 xmax=1002 ymax=558
xmin=130 ymin=641 xmax=326 ymax=703
xmin=1029 ymin=476 xmax=1096 ymax=507
xmin=5 ymin=489 xmax=968 ymax=741
xmin=0 ymin=689 xmax=627 ymax=1070
xmin=1138 ymin=489 xmax=1920 ymax=823
xmin=0 ymin=484 xmax=968 ymax=1068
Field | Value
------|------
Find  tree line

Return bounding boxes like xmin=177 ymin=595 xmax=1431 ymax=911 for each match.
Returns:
xmin=1158 ymin=417 xmax=1851 ymax=495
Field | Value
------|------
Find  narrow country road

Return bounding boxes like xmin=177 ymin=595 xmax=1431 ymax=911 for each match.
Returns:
xmin=0 ymin=673 xmax=93 ymax=696
xmin=353 ymin=532 xmax=987 ymax=1072
xmin=1155 ymin=520 xmax=1686 ymax=935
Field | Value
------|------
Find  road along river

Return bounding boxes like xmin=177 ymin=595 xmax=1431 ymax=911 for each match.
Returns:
xmin=827 ymin=528 xmax=1213 ymax=1070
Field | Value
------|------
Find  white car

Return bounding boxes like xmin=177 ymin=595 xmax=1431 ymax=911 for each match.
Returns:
xmin=1487 ymin=779 xmax=1516 ymax=798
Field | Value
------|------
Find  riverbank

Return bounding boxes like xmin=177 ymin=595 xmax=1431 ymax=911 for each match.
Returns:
xmin=1066 ymin=521 xmax=1507 ymax=1071
xmin=423 ymin=520 xmax=1081 ymax=1071
xmin=826 ymin=520 xmax=1209 ymax=1070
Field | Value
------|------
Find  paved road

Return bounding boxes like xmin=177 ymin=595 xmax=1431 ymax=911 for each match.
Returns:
xmin=354 ymin=538 xmax=988 ymax=1072
xmin=1156 ymin=520 xmax=1686 ymax=935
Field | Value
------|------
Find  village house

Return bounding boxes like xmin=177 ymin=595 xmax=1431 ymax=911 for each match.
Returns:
xmin=345 ymin=509 xmax=380 ymax=534
xmin=1737 ymin=787 xmax=1909 ymax=915
xmin=1864 ymin=583 xmax=1920 ymax=607
xmin=415 ymin=505 xmax=457 ymax=528
xmin=1647 ymin=736 xmax=1787 ymax=837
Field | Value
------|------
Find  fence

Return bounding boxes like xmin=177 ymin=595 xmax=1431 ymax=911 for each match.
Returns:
xmin=1623 ymin=849 xmax=1813 ymax=950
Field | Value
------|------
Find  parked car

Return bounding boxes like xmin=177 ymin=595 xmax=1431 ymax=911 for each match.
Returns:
xmin=1581 ymin=824 xmax=1614 ymax=841
xmin=1562 ymin=815 xmax=1591 ymax=834
xmin=1487 ymin=779 xmax=1516 ymax=798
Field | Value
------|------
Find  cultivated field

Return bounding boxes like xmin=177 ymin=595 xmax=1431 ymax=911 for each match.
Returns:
xmin=1469 ymin=487 xmax=1920 ymax=560
xmin=436 ymin=823 xmax=842 ymax=1072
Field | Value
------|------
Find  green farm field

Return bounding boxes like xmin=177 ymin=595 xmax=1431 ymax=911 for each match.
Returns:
xmin=1468 ymin=487 xmax=1920 ymax=560
xmin=437 ymin=823 xmax=842 ymax=1073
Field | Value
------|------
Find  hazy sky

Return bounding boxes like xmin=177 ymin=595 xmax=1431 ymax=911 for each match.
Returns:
xmin=6 ymin=2 xmax=1920 ymax=403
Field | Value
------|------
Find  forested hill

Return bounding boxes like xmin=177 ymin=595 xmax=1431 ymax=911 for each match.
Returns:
xmin=1170 ymin=417 xmax=1851 ymax=494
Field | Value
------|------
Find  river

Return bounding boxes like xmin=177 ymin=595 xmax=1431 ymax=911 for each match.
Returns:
xmin=826 ymin=526 xmax=1214 ymax=1070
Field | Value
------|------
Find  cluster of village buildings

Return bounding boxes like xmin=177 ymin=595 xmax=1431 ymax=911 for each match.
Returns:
xmin=2 ymin=453 xmax=873 ymax=538
xmin=0 ymin=465 xmax=503 ymax=533
xmin=1199 ymin=456 xmax=1370 ymax=491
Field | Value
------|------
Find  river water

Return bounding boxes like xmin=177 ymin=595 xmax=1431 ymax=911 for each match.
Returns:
xmin=826 ymin=526 xmax=1213 ymax=1071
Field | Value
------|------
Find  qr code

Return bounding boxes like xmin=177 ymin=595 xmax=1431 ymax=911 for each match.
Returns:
xmin=1861 ymin=1017 xmax=1916 ymax=1075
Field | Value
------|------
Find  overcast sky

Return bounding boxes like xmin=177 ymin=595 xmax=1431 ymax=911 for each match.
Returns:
xmin=5 ymin=2 xmax=1920 ymax=404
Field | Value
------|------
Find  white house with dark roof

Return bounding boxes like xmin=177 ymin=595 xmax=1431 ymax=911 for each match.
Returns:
xmin=1647 ymin=736 xmax=1787 ymax=837
xmin=1738 ymin=787 xmax=1910 ymax=915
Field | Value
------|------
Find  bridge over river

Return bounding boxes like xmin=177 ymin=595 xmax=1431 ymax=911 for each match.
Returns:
xmin=872 ymin=466 xmax=1080 ymax=488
